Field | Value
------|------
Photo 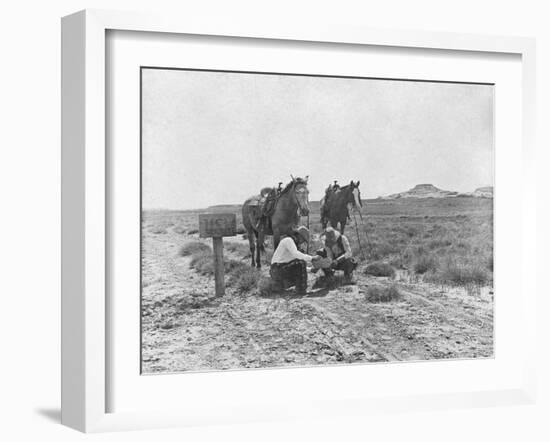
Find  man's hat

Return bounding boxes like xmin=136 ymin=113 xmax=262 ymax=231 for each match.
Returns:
xmin=323 ymin=226 xmax=340 ymax=242
xmin=295 ymin=226 xmax=310 ymax=243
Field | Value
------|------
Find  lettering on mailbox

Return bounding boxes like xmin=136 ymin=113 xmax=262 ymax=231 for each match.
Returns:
xmin=199 ymin=213 xmax=237 ymax=238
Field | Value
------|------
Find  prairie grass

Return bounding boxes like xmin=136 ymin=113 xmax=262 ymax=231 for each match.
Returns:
xmin=364 ymin=262 xmax=395 ymax=278
xmin=308 ymin=197 xmax=493 ymax=289
xmin=230 ymin=268 xmax=261 ymax=294
xmin=181 ymin=240 xmax=260 ymax=293
xmin=425 ymin=259 xmax=491 ymax=286
xmin=173 ymin=225 xmax=187 ymax=234
xmin=144 ymin=197 xmax=493 ymax=291
xmin=365 ymin=284 xmax=402 ymax=303
xmin=179 ymin=241 xmax=211 ymax=257
xmin=224 ymin=241 xmax=251 ymax=257
xmin=412 ymin=254 xmax=438 ymax=274
xmin=225 ymin=259 xmax=250 ymax=275
xmin=149 ymin=226 xmax=168 ymax=234
xmin=189 ymin=250 xmax=214 ymax=275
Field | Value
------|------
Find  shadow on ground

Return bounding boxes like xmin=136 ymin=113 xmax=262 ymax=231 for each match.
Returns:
xmin=34 ymin=407 xmax=61 ymax=423
xmin=258 ymin=287 xmax=330 ymax=299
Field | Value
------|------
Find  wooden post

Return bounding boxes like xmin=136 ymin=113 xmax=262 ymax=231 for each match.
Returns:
xmin=212 ymin=236 xmax=225 ymax=297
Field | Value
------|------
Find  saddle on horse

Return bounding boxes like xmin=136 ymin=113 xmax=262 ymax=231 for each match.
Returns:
xmin=256 ymin=186 xmax=281 ymax=232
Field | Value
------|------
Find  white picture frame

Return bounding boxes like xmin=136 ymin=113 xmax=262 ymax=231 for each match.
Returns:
xmin=61 ymin=9 xmax=537 ymax=433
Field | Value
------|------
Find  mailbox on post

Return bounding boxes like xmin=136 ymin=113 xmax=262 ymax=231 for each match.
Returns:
xmin=198 ymin=213 xmax=237 ymax=296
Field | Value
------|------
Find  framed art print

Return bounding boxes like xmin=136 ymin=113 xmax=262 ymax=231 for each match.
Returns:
xmin=61 ymin=10 xmax=537 ymax=432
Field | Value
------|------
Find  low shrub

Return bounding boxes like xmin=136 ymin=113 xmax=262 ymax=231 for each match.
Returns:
xmin=365 ymin=284 xmax=401 ymax=303
xmin=189 ymin=250 xmax=214 ymax=275
xmin=179 ymin=241 xmax=211 ymax=257
xmin=364 ymin=261 xmax=395 ymax=278
xmin=173 ymin=225 xmax=187 ymax=234
xmin=236 ymin=225 xmax=247 ymax=235
xmin=368 ymin=241 xmax=400 ymax=260
xmin=225 ymin=259 xmax=250 ymax=277
xmin=405 ymin=226 xmax=421 ymax=238
xmin=231 ymin=268 xmax=261 ymax=294
xmin=413 ymin=254 xmax=438 ymax=274
xmin=224 ymin=242 xmax=251 ymax=257
xmin=388 ymin=255 xmax=405 ymax=269
xmin=149 ymin=226 xmax=167 ymax=234
xmin=436 ymin=262 xmax=490 ymax=286
xmin=427 ymin=238 xmax=453 ymax=250
xmin=187 ymin=228 xmax=199 ymax=235
xmin=257 ymin=276 xmax=275 ymax=297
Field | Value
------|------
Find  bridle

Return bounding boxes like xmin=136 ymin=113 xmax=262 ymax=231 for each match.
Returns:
xmin=293 ymin=182 xmax=309 ymax=215
xmin=350 ymin=185 xmax=362 ymax=208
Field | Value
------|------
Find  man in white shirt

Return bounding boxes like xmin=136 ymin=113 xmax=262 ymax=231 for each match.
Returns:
xmin=270 ymin=226 xmax=315 ymax=295
xmin=316 ymin=227 xmax=357 ymax=283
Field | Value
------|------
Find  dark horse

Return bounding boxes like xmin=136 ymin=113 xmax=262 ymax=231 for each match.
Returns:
xmin=320 ymin=180 xmax=362 ymax=233
xmin=242 ymin=176 xmax=310 ymax=268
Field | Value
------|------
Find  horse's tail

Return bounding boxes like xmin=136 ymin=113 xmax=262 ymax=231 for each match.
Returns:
xmin=242 ymin=197 xmax=259 ymax=234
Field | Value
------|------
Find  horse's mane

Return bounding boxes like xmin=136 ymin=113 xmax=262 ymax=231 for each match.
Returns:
xmin=328 ymin=183 xmax=351 ymax=194
xmin=280 ymin=177 xmax=308 ymax=195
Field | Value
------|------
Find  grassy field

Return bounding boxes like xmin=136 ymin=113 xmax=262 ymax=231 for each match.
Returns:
xmin=313 ymin=197 xmax=493 ymax=288
xmin=145 ymin=197 xmax=493 ymax=290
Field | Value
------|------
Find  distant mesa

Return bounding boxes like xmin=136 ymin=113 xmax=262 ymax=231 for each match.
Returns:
xmin=380 ymin=184 xmax=493 ymax=200
xmin=206 ymin=204 xmax=242 ymax=212
xmin=472 ymin=186 xmax=494 ymax=198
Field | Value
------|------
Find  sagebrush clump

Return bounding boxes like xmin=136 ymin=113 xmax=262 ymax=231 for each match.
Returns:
xmin=364 ymin=261 xmax=395 ymax=277
xmin=179 ymin=241 xmax=211 ymax=257
xmin=189 ymin=250 xmax=214 ymax=275
xmin=365 ymin=284 xmax=402 ymax=303
xmin=231 ymin=268 xmax=261 ymax=294
xmin=426 ymin=260 xmax=490 ymax=286
xmin=413 ymin=254 xmax=438 ymax=274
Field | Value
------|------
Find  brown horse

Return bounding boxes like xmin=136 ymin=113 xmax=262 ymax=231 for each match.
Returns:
xmin=242 ymin=176 xmax=310 ymax=268
xmin=320 ymin=180 xmax=362 ymax=233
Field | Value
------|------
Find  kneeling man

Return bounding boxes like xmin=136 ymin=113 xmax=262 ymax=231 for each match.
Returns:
xmin=270 ymin=226 xmax=313 ymax=295
xmin=317 ymin=227 xmax=357 ymax=283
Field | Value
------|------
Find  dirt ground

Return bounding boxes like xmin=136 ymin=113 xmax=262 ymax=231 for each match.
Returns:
xmin=141 ymin=211 xmax=493 ymax=373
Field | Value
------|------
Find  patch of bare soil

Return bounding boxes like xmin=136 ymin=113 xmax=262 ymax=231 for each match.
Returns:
xmin=141 ymin=226 xmax=493 ymax=373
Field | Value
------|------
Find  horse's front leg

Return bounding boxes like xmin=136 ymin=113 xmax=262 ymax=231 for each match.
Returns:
xmin=248 ymin=230 xmax=256 ymax=267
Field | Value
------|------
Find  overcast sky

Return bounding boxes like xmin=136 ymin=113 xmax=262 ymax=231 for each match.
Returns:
xmin=142 ymin=68 xmax=493 ymax=210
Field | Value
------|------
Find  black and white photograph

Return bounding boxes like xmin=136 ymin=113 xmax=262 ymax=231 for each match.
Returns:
xmin=3 ymin=0 xmax=547 ymax=439
xmin=140 ymin=68 xmax=494 ymax=373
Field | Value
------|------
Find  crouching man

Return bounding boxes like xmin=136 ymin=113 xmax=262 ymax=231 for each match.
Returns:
xmin=270 ymin=226 xmax=313 ymax=295
xmin=317 ymin=227 xmax=357 ymax=283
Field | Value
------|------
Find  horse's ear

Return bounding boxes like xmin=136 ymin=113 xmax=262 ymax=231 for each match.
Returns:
xmin=350 ymin=180 xmax=354 ymax=186
xmin=290 ymin=174 xmax=296 ymax=182
xmin=356 ymin=180 xmax=360 ymax=187
xmin=305 ymin=175 xmax=309 ymax=183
